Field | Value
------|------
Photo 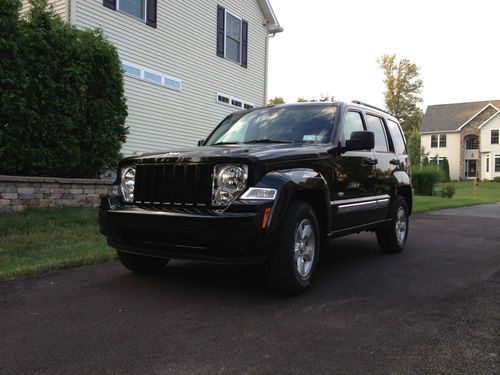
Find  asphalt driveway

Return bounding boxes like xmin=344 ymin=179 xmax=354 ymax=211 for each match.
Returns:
xmin=1 ymin=205 xmax=499 ymax=374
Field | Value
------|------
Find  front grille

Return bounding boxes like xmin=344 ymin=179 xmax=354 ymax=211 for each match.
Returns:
xmin=134 ymin=163 xmax=212 ymax=206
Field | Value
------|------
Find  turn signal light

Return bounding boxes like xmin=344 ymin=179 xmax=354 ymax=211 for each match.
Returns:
xmin=262 ymin=207 xmax=272 ymax=229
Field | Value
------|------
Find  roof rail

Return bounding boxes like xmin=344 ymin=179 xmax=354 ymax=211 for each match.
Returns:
xmin=351 ymin=100 xmax=391 ymax=115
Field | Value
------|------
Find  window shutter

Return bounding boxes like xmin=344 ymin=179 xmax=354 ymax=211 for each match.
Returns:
xmin=241 ymin=20 xmax=248 ymax=68
xmin=146 ymin=0 xmax=157 ymax=28
xmin=103 ymin=0 xmax=116 ymax=10
xmin=216 ymin=6 xmax=225 ymax=57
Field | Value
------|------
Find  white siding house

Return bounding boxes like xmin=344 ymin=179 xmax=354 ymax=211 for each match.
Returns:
xmin=421 ymin=100 xmax=500 ymax=180
xmin=23 ymin=0 xmax=282 ymax=156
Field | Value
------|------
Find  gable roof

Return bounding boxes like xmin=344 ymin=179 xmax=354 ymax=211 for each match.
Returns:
xmin=421 ymin=100 xmax=500 ymax=132
xmin=257 ymin=0 xmax=283 ymax=34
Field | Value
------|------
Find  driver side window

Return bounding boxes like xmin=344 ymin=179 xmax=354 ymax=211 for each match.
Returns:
xmin=343 ymin=111 xmax=365 ymax=141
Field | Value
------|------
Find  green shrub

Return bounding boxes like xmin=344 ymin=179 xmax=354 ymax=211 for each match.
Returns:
xmin=0 ymin=0 xmax=127 ymax=178
xmin=433 ymin=183 xmax=456 ymax=198
xmin=439 ymin=158 xmax=450 ymax=182
xmin=493 ymin=177 xmax=500 ymax=183
xmin=412 ymin=166 xmax=442 ymax=196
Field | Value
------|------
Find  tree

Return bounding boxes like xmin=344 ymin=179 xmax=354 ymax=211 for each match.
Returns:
xmin=378 ymin=54 xmax=424 ymax=136
xmin=268 ymin=97 xmax=285 ymax=105
xmin=0 ymin=0 xmax=127 ymax=178
xmin=407 ymin=131 xmax=421 ymax=168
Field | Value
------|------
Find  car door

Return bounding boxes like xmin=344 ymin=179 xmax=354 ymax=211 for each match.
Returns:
xmin=364 ymin=113 xmax=396 ymax=222
xmin=331 ymin=109 xmax=377 ymax=231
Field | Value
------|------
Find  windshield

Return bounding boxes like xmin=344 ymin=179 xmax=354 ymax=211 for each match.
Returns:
xmin=205 ymin=105 xmax=337 ymax=145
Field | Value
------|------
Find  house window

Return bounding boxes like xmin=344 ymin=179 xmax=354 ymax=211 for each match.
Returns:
xmin=465 ymin=136 xmax=479 ymax=150
xmin=439 ymin=134 xmax=447 ymax=147
xmin=118 ymin=0 xmax=144 ymax=20
xmin=103 ymin=0 xmax=157 ymax=28
xmin=486 ymin=156 xmax=490 ymax=173
xmin=217 ymin=6 xmax=248 ymax=67
xmin=216 ymin=92 xmax=254 ymax=110
xmin=121 ymin=61 xmax=182 ymax=92
xmin=431 ymin=134 xmax=438 ymax=148
xmin=496 ymin=156 xmax=500 ymax=172
xmin=492 ymin=129 xmax=499 ymax=144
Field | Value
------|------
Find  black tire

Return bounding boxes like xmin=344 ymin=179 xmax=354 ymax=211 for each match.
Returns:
xmin=265 ymin=200 xmax=320 ymax=295
xmin=376 ymin=195 xmax=409 ymax=254
xmin=116 ymin=250 xmax=169 ymax=274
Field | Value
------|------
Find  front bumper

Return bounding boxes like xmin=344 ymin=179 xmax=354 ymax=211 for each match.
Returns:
xmin=99 ymin=196 xmax=274 ymax=264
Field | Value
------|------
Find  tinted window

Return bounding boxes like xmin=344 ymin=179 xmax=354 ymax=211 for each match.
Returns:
xmin=387 ymin=119 xmax=407 ymax=154
xmin=365 ymin=115 xmax=388 ymax=152
xmin=343 ymin=111 xmax=365 ymax=141
xmin=205 ymin=106 xmax=336 ymax=145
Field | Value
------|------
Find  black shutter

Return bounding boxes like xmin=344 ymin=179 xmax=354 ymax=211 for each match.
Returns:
xmin=241 ymin=20 xmax=248 ymax=68
xmin=216 ymin=6 xmax=225 ymax=57
xmin=103 ymin=0 xmax=116 ymax=10
xmin=146 ymin=0 xmax=157 ymax=28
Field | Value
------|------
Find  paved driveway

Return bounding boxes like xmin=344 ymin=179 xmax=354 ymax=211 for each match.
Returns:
xmin=1 ymin=205 xmax=499 ymax=374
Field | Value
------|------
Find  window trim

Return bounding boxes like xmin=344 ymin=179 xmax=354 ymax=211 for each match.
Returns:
xmin=224 ymin=9 xmax=243 ymax=64
xmin=491 ymin=129 xmax=499 ymax=144
xmin=215 ymin=92 xmax=254 ymax=110
xmin=117 ymin=0 xmax=147 ymax=22
xmin=465 ymin=136 xmax=479 ymax=150
xmin=439 ymin=133 xmax=447 ymax=147
xmin=121 ymin=61 xmax=182 ymax=92
xmin=431 ymin=134 xmax=438 ymax=148
xmin=495 ymin=155 xmax=500 ymax=173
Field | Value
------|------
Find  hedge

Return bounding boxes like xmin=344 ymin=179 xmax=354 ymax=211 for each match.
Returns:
xmin=0 ymin=0 xmax=127 ymax=178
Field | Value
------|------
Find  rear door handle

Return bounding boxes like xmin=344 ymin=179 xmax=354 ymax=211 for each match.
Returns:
xmin=390 ymin=159 xmax=400 ymax=165
xmin=365 ymin=158 xmax=378 ymax=165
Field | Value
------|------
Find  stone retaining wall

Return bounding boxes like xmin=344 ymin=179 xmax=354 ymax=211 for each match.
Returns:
xmin=0 ymin=175 xmax=115 ymax=212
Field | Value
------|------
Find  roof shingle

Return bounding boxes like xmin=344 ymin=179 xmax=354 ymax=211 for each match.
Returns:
xmin=421 ymin=100 xmax=500 ymax=132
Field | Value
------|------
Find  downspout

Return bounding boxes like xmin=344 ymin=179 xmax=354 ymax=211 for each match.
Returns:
xmin=263 ymin=32 xmax=269 ymax=105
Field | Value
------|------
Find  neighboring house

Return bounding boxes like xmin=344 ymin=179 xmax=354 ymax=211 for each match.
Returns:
xmin=421 ymin=100 xmax=500 ymax=180
xmin=21 ymin=0 xmax=282 ymax=156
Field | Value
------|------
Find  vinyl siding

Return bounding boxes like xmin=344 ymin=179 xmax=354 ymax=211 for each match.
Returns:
xmin=479 ymin=114 xmax=500 ymax=180
xmin=421 ymin=132 xmax=461 ymax=180
xmin=21 ymin=0 xmax=67 ymax=21
xmin=73 ymin=0 xmax=269 ymax=156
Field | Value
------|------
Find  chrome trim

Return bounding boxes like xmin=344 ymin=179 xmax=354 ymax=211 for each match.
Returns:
xmin=330 ymin=194 xmax=390 ymax=206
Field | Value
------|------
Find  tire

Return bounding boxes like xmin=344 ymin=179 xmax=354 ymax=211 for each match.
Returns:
xmin=376 ymin=195 xmax=409 ymax=254
xmin=265 ymin=200 xmax=320 ymax=295
xmin=116 ymin=250 xmax=169 ymax=274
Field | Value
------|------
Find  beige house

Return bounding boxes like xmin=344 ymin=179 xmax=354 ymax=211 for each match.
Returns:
xmin=22 ymin=0 xmax=282 ymax=156
xmin=421 ymin=100 xmax=500 ymax=180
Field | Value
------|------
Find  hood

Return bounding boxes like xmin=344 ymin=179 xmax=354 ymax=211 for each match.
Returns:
xmin=127 ymin=143 xmax=332 ymax=165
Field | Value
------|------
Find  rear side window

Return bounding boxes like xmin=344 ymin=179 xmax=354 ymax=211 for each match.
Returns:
xmin=365 ymin=114 xmax=388 ymax=152
xmin=343 ymin=111 xmax=365 ymax=141
xmin=387 ymin=119 xmax=407 ymax=154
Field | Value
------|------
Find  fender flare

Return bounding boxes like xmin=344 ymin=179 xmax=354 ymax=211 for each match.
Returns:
xmin=253 ymin=169 xmax=331 ymax=234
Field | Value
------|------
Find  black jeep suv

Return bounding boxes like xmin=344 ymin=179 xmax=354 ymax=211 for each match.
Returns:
xmin=99 ymin=101 xmax=412 ymax=294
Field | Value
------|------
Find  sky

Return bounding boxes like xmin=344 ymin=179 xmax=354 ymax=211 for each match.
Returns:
xmin=267 ymin=0 xmax=500 ymax=110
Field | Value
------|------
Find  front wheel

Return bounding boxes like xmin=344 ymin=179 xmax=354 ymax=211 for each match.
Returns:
xmin=376 ymin=195 xmax=409 ymax=253
xmin=117 ymin=250 xmax=169 ymax=274
xmin=265 ymin=200 xmax=320 ymax=295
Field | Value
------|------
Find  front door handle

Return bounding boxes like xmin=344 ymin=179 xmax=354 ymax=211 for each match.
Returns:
xmin=390 ymin=159 xmax=400 ymax=165
xmin=365 ymin=158 xmax=378 ymax=165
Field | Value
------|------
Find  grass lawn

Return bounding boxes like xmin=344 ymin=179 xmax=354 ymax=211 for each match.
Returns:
xmin=0 ymin=208 xmax=114 ymax=281
xmin=0 ymin=181 xmax=498 ymax=281
xmin=413 ymin=180 xmax=500 ymax=213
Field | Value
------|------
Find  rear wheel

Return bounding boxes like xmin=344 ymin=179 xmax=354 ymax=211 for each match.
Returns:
xmin=117 ymin=250 xmax=169 ymax=273
xmin=266 ymin=200 xmax=320 ymax=295
xmin=376 ymin=195 xmax=409 ymax=253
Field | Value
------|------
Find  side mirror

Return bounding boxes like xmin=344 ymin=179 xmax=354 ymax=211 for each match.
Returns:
xmin=197 ymin=139 xmax=205 ymax=146
xmin=344 ymin=131 xmax=374 ymax=152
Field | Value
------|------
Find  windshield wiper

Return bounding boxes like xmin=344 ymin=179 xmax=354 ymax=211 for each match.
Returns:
xmin=244 ymin=139 xmax=292 ymax=144
xmin=212 ymin=141 xmax=242 ymax=145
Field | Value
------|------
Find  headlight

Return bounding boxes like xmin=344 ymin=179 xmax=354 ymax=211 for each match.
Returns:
xmin=212 ymin=164 xmax=248 ymax=205
xmin=120 ymin=165 xmax=136 ymax=203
